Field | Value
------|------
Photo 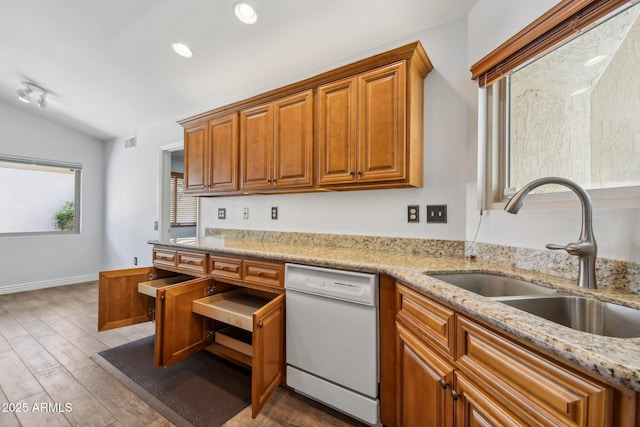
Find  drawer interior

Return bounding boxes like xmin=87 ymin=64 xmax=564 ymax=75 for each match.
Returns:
xmin=192 ymin=289 xmax=273 ymax=331
xmin=137 ymin=274 xmax=193 ymax=297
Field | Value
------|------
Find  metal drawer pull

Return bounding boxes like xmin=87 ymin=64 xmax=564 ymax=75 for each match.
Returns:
xmin=450 ymin=390 xmax=459 ymax=401
xmin=440 ymin=379 xmax=448 ymax=389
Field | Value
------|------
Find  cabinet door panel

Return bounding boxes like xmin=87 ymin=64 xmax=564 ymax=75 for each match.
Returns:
xmin=98 ymin=267 xmax=156 ymax=331
xmin=317 ymin=77 xmax=357 ymax=185
xmin=241 ymin=104 xmax=273 ymax=190
xmin=396 ymin=322 xmax=454 ymax=427
xmin=358 ymin=62 xmax=407 ymax=182
xmin=184 ymin=123 xmax=208 ymax=192
xmin=251 ymin=293 xmax=285 ymax=417
xmin=209 ymin=113 xmax=238 ymax=191
xmin=273 ymin=90 xmax=314 ymax=188
xmin=456 ymin=316 xmax=611 ymax=426
xmin=453 ymin=372 xmax=528 ymax=427
xmin=155 ymin=278 xmax=214 ymax=367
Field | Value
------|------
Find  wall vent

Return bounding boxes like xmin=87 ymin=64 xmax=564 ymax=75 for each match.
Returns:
xmin=124 ymin=135 xmax=137 ymax=150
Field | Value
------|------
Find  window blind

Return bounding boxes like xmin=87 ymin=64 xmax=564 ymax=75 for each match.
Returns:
xmin=170 ymin=172 xmax=197 ymax=226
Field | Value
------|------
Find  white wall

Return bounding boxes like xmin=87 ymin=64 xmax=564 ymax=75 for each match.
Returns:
xmin=0 ymin=100 xmax=104 ymax=292
xmin=103 ymin=121 xmax=182 ymax=269
xmin=198 ymin=19 xmax=472 ymax=241
xmin=466 ymin=0 xmax=640 ymax=263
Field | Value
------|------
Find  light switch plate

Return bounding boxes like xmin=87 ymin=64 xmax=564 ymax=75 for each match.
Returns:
xmin=426 ymin=205 xmax=447 ymax=223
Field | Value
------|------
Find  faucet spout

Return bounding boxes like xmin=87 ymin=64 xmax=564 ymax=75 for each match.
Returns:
xmin=504 ymin=177 xmax=597 ymax=289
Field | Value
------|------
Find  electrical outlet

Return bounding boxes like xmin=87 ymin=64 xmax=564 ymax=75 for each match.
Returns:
xmin=243 ymin=207 xmax=249 ymax=219
xmin=407 ymin=205 xmax=419 ymax=223
xmin=271 ymin=207 xmax=278 ymax=220
xmin=134 ymin=257 xmax=138 ymax=266
xmin=154 ymin=221 xmax=158 ymax=231
xmin=426 ymin=205 xmax=447 ymax=223
xmin=218 ymin=208 xmax=226 ymax=220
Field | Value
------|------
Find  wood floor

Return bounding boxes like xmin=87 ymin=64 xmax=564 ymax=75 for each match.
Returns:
xmin=0 ymin=282 xmax=363 ymax=427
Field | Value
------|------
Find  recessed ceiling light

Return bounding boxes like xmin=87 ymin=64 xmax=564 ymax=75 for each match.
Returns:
xmin=171 ymin=42 xmax=193 ymax=58
xmin=234 ymin=2 xmax=257 ymax=24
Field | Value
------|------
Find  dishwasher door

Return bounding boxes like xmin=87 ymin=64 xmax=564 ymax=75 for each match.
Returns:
xmin=285 ymin=264 xmax=380 ymax=425
xmin=286 ymin=288 xmax=379 ymax=397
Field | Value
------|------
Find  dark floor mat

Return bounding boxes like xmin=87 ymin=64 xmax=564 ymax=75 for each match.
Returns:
xmin=98 ymin=336 xmax=251 ymax=427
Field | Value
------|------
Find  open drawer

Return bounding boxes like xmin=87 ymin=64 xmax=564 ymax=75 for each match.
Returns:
xmin=192 ymin=288 xmax=285 ymax=418
xmin=98 ymin=267 xmax=216 ymax=368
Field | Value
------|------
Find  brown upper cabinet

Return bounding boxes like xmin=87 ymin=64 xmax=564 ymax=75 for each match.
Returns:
xmin=179 ymin=41 xmax=432 ymax=196
xmin=184 ymin=113 xmax=239 ymax=193
xmin=318 ymin=61 xmax=412 ymax=186
xmin=240 ymin=90 xmax=314 ymax=191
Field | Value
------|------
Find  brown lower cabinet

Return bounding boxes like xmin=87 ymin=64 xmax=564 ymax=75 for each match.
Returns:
xmin=387 ymin=281 xmax=638 ymax=427
xmin=97 ymin=252 xmax=285 ymax=418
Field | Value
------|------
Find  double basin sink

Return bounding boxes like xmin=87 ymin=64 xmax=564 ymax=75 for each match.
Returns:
xmin=428 ymin=273 xmax=640 ymax=338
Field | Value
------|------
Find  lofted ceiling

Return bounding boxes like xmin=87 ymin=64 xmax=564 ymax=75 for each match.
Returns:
xmin=0 ymin=0 xmax=477 ymax=141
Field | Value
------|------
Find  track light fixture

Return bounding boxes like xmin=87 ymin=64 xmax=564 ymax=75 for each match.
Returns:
xmin=17 ymin=82 xmax=48 ymax=108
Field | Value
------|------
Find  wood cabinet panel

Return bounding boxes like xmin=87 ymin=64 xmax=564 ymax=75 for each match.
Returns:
xmin=155 ymin=278 xmax=214 ymax=367
xmin=251 ymin=293 xmax=285 ymax=417
xmin=456 ymin=315 xmax=612 ymax=426
xmin=98 ymin=267 xmax=156 ymax=331
xmin=210 ymin=255 xmax=243 ymax=281
xmin=273 ymin=90 xmax=314 ymax=188
xmin=153 ymin=248 xmax=177 ymax=268
xmin=317 ymin=77 xmax=358 ymax=185
xmin=184 ymin=123 xmax=208 ymax=192
xmin=453 ymin=372 xmax=528 ymax=427
xmin=176 ymin=251 xmax=208 ymax=274
xmin=396 ymin=322 xmax=454 ymax=427
xmin=208 ymin=113 xmax=239 ymax=192
xmin=240 ymin=103 xmax=273 ymax=190
xmin=357 ymin=61 xmax=407 ymax=183
xmin=243 ymin=259 xmax=284 ymax=290
xmin=396 ymin=283 xmax=455 ymax=359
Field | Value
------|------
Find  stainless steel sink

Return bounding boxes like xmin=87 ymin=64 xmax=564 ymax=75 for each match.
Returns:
xmin=501 ymin=296 xmax=640 ymax=338
xmin=428 ymin=273 xmax=559 ymax=297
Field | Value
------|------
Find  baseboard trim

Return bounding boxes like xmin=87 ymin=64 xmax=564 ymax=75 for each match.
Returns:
xmin=0 ymin=274 xmax=99 ymax=295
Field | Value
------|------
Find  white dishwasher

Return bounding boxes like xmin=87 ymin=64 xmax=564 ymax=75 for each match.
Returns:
xmin=285 ymin=263 xmax=380 ymax=426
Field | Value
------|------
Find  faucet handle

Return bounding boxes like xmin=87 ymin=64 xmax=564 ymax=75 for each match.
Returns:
xmin=546 ymin=242 xmax=582 ymax=255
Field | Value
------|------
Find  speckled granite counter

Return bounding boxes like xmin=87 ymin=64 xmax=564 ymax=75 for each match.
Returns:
xmin=149 ymin=232 xmax=640 ymax=392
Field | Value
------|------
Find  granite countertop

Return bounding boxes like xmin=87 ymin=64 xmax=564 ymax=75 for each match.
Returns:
xmin=150 ymin=235 xmax=640 ymax=392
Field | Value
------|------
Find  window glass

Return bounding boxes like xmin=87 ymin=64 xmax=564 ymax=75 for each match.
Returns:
xmin=0 ymin=156 xmax=81 ymax=235
xmin=170 ymin=172 xmax=197 ymax=226
xmin=506 ymin=2 xmax=640 ymax=194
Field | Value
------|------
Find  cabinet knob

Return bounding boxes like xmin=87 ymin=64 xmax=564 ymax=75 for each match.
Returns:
xmin=257 ymin=271 xmax=263 ymax=277
xmin=258 ymin=321 xmax=264 ymax=328
xmin=450 ymin=390 xmax=459 ymax=401
xmin=440 ymin=379 xmax=448 ymax=389
xmin=357 ymin=171 xmax=362 ymax=176
xmin=349 ymin=171 xmax=354 ymax=176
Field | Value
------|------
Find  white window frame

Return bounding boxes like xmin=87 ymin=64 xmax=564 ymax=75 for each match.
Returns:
xmin=0 ymin=154 xmax=82 ymax=236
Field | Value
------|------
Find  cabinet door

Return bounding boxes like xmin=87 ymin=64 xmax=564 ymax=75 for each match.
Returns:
xmin=208 ymin=113 xmax=239 ymax=192
xmin=241 ymin=103 xmax=273 ymax=190
xmin=98 ymin=267 xmax=157 ymax=331
xmin=453 ymin=372 xmax=528 ymax=427
xmin=154 ymin=277 xmax=214 ymax=368
xmin=317 ymin=77 xmax=358 ymax=185
xmin=358 ymin=61 xmax=407 ymax=182
xmin=396 ymin=322 xmax=454 ymax=427
xmin=251 ymin=293 xmax=285 ymax=418
xmin=273 ymin=90 xmax=314 ymax=188
xmin=184 ymin=123 xmax=209 ymax=192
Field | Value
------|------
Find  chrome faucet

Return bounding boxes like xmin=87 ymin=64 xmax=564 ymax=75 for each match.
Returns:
xmin=504 ymin=177 xmax=597 ymax=289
